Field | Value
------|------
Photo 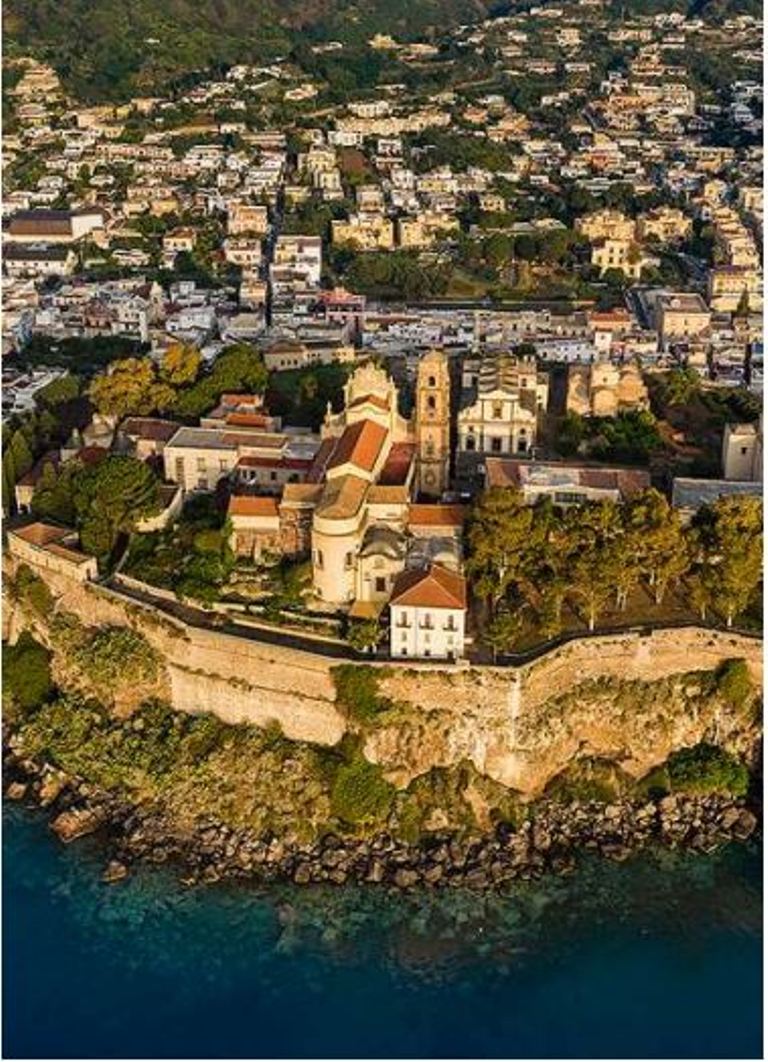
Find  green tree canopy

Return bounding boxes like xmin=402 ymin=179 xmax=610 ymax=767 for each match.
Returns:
xmin=72 ymin=455 xmax=161 ymax=561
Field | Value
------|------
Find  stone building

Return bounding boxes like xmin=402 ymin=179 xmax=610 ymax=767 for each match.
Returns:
xmin=457 ymin=354 xmax=548 ymax=460
xmin=566 ymin=360 xmax=649 ymax=417
xmin=415 ymin=349 xmax=451 ymax=498
xmin=722 ymin=420 xmax=762 ymax=482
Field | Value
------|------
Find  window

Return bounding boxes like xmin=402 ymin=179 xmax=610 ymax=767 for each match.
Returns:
xmin=491 ymin=437 xmax=502 ymax=453
xmin=197 ymin=477 xmax=207 ymax=489
xmin=315 ymin=550 xmax=324 ymax=569
xmin=345 ymin=552 xmax=354 ymax=569
xmin=401 ymin=647 xmax=407 ymax=655
xmin=465 ymin=434 xmax=476 ymax=452
xmin=375 ymin=577 xmax=386 ymax=593
xmin=220 ymin=459 xmax=229 ymax=472
xmin=445 ymin=616 xmax=456 ymax=631
xmin=492 ymin=403 xmax=503 ymax=419
xmin=554 ymin=490 xmax=586 ymax=505
xmin=428 ymin=375 xmax=436 ymax=387
xmin=270 ymin=471 xmax=277 ymax=481
xmin=422 ymin=614 xmax=433 ymax=630
xmin=175 ymin=457 xmax=185 ymax=481
xmin=401 ymin=629 xmax=407 ymax=641
xmin=427 ymin=395 xmax=436 ymax=411
xmin=196 ymin=457 xmax=206 ymax=472
xmin=741 ymin=446 xmax=749 ymax=455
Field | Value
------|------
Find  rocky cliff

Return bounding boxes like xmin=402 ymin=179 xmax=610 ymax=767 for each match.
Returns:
xmin=4 ymin=557 xmax=763 ymax=800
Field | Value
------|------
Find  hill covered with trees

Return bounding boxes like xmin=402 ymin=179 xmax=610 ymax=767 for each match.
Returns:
xmin=3 ymin=0 xmax=489 ymax=101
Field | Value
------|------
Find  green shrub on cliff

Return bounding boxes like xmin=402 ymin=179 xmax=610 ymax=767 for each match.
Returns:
xmin=2 ymin=632 xmax=54 ymax=718
xmin=667 ymin=743 xmax=749 ymax=797
xmin=545 ymin=758 xmax=632 ymax=803
xmin=331 ymin=754 xmax=394 ymax=827
xmin=716 ymin=659 xmax=754 ymax=710
xmin=71 ymin=625 xmax=161 ymax=689
xmin=9 ymin=564 xmax=55 ymax=617
xmin=332 ymin=665 xmax=393 ymax=724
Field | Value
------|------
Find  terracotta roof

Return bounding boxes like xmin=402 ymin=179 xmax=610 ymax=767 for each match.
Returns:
xmin=368 ymin=485 xmax=409 ymax=505
xmin=306 ymin=437 xmax=337 ymax=482
xmin=222 ymin=432 xmax=284 ymax=449
xmin=378 ymin=442 xmax=415 ymax=486
xmin=236 ymin=455 xmax=312 ymax=470
xmin=225 ymin=412 xmax=276 ymax=428
xmin=74 ymin=446 xmax=108 ymax=466
xmin=227 ymin=496 xmax=280 ymax=518
xmin=327 ymin=420 xmax=387 ymax=474
xmin=42 ymin=542 xmax=93 ymax=565
xmin=220 ymin=394 xmax=263 ymax=406
xmin=348 ymin=393 xmax=390 ymax=412
xmin=390 ymin=565 xmax=467 ymax=610
xmin=485 ymin=458 xmax=650 ymax=497
xmin=315 ymin=474 xmax=369 ymax=520
xmin=280 ymin=483 xmax=324 ymax=506
xmin=10 ymin=522 xmax=71 ymax=546
xmin=408 ymin=504 xmax=467 ymax=528
xmin=121 ymin=417 xmax=181 ymax=442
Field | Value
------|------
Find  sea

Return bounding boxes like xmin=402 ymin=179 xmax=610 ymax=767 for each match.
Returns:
xmin=3 ymin=803 xmax=763 ymax=1060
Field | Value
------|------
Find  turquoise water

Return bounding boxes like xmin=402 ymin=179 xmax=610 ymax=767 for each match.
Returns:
xmin=3 ymin=804 xmax=763 ymax=1059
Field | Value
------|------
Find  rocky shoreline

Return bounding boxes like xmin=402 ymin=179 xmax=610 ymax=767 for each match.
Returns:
xmin=4 ymin=747 xmax=760 ymax=889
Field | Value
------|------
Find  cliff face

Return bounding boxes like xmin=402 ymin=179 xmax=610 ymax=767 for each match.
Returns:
xmin=4 ymin=558 xmax=763 ymax=798
xmin=366 ymin=665 xmax=761 ymax=795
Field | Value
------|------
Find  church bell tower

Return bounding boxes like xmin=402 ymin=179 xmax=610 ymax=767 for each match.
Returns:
xmin=415 ymin=349 xmax=451 ymax=499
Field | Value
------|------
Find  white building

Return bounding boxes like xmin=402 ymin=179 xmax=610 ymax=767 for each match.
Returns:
xmin=389 ymin=564 xmax=467 ymax=661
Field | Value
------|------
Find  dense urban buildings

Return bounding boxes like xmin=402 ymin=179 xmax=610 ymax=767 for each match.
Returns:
xmin=2 ymin=0 xmax=763 ymax=660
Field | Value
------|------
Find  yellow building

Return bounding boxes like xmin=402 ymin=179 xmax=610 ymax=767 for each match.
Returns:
xmin=575 ymin=208 xmax=635 ymax=243
xmin=331 ymin=214 xmax=395 ymax=250
xmin=591 ymin=237 xmax=644 ymax=278
xmin=708 ymin=266 xmax=763 ymax=313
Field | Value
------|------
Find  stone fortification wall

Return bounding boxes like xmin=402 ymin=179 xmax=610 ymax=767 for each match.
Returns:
xmin=4 ymin=558 xmax=762 ymax=791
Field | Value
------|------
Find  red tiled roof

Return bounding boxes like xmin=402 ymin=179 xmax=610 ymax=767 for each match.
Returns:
xmin=220 ymin=393 xmax=263 ymax=406
xmin=327 ymin=420 xmax=387 ymax=474
xmin=225 ymin=412 xmax=274 ymax=428
xmin=121 ymin=418 xmax=180 ymax=442
xmin=306 ymin=437 xmax=337 ymax=483
xmin=227 ymin=496 xmax=280 ymax=518
xmin=390 ymin=565 xmax=466 ymax=610
xmin=11 ymin=522 xmax=71 ymax=546
xmin=75 ymin=446 xmax=108 ymax=466
xmin=236 ymin=455 xmax=312 ymax=470
xmin=348 ymin=393 xmax=390 ymax=412
xmin=378 ymin=442 xmax=415 ymax=486
xmin=407 ymin=504 xmax=467 ymax=528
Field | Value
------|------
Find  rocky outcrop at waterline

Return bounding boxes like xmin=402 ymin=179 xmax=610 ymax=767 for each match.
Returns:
xmin=5 ymin=748 xmax=759 ymax=890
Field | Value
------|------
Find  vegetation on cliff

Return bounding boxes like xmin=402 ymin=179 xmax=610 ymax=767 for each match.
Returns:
xmin=2 ymin=632 xmax=53 ymax=720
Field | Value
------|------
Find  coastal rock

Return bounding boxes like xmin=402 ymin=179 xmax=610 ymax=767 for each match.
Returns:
xmin=6 ymin=781 xmax=27 ymax=801
xmin=733 ymin=809 xmax=758 ymax=841
xmin=51 ymin=807 xmax=103 ymax=843
xmin=39 ymin=771 xmax=69 ymax=808
xmin=293 ymin=863 xmax=312 ymax=885
xmin=393 ymin=867 xmax=420 ymax=888
xmin=102 ymin=860 xmax=129 ymax=884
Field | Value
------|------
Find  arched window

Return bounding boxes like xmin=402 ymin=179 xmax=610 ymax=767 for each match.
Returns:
xmin=428 ymin=376 xmax=436 ymax=387
xmin=427 ymin=395 xmax=436 ymax=410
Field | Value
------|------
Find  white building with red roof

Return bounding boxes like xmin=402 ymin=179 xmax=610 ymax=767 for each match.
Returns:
xmin=389 ymin=564 xmax=467 ymax=660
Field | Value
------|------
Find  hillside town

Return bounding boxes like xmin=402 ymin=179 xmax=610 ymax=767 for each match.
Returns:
xmin=2 ymin=0 xmax=763 ymax=663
